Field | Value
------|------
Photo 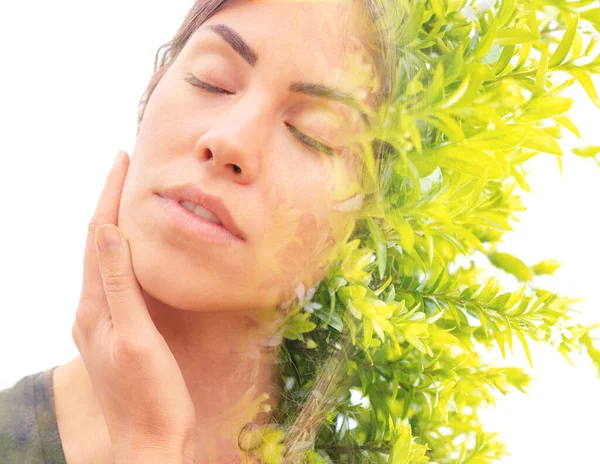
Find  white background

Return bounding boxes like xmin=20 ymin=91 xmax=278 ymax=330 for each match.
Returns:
xmin=1 ymin=2 xmax=599 ymax=462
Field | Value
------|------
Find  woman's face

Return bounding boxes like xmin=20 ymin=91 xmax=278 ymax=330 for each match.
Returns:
xmin=119 ymin=0 xmax=378 ymax=312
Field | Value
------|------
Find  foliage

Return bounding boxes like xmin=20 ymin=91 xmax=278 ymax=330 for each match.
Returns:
xmin=244 ymin=0 xmax=600 ymax=462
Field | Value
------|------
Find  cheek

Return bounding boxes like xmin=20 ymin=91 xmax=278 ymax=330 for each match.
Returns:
xmin=256 ymin=210 xmax=337 ymax=305
xmin=255 ymin=172 xmax=355 ymax=302
xmin=136 ymin=75 xmax=201 ymax=158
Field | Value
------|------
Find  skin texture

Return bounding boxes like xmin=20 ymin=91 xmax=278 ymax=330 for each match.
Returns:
xmin=54 ymin=1 xmax=379 ymax=463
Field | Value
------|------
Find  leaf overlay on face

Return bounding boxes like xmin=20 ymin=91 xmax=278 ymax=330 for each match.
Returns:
xmin=242 ymin=0 xmax=600 ymax=462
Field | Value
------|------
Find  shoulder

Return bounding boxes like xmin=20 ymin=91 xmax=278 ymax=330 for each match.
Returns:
xmin=0 ymin=368 xmax=66 ymax=464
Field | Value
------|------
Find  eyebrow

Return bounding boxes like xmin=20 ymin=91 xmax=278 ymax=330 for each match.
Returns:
xmin=205 ymin=23 xmax=371 ymax=127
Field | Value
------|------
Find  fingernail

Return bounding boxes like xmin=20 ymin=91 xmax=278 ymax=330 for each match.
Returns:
xmin=96 ymin=225 xmax=122 ymax=252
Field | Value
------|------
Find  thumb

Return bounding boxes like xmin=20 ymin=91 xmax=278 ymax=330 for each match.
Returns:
xmin=95 ymin=224 xmax=153 ymax=335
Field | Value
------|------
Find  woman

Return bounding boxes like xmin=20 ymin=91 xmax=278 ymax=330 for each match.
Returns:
xmin=0 ymin=0 xmax=399 ymax=462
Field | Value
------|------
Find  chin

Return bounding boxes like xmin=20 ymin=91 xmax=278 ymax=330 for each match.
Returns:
xmin=129 ymin=247 xmax=283 ymax=313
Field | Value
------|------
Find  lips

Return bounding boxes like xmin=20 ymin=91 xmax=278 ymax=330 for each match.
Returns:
xmin=159 ymin=183 xmax=246 ymax=241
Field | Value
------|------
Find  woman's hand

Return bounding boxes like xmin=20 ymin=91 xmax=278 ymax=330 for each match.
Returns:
xmin=71 ymin=150 xmax=197 ymax=464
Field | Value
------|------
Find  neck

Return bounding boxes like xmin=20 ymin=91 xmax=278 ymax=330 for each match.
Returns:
xmin=142 ymin=289 xmax=285 ymax=462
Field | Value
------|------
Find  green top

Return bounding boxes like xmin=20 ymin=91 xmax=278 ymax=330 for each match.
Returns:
xmin=0 ymin=366 xmax=67 ymax=464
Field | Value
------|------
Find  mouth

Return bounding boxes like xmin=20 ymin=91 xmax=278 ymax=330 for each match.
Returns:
xmin=178 ymin=200 xmax=223 ymax=225
xmin=158 ymin=183 xmax=246 ymax=242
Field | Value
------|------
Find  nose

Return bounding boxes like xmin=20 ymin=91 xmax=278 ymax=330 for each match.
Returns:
xmin=194 ymin=96 xmax=267 ymax=184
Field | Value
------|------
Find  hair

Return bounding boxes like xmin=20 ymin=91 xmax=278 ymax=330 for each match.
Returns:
xmin=136 ymin=0 xmax=408 ymax=461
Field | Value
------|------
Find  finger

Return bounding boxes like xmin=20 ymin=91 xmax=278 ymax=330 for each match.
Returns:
xmin=81 ymin=150 xmax=130 ymax=305
xmin=95 ymin=224 xmax=155 ymax=339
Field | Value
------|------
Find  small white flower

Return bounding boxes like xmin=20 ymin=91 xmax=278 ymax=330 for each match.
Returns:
xmin=548 ymin=326 xmax=562 ymax=347
xmin=460 ymin=5 xmax=477 ymax=22
xmin=476 ymin=0 xmax=495 ymax=12
xmin=303 ymin=301 xmax=323 ymax=314
xmin=295 ymin=283 xmax=322 ymax=313
xmin=548 ymin=316 xmax=574 ymax=347
xmin=294 ymin=282 xmax=306 ymax=302
xmin=306 ymin=285 xmax=317 ymax=301
xmin=285 ymin=376 xmax=295 ymax=391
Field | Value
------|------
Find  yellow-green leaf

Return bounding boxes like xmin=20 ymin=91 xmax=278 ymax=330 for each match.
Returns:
xmin=581 ymin=8 xmax=600 ymax=29
xmin=438 ymin=145 xmax=505 ymax=178
xmin=496 ymin=28 xmax=539 ymax=45
xmin=464 ymin=125 xmax=530 ymax=150
xmin=572 ymin=145 xmax=600 ymax=158
xmin=489 ymin=251 xmax=533 ymax=281
xmin=554 ymin=115 xmax=581 ymax=138
xmin=520 ymin=127 xmax=563 ymax=155
xmin=571 ymin=69 xmax=600 ymax=109
xmin=387 ymin=212 xmax=415 ymax=253
xmin=534 ymin=45 xmax=549 ymax=97
xmin=548 ymin=12 xmax=579 ymax=68
xmin=532 ymin=259 xmax=562 ymax=276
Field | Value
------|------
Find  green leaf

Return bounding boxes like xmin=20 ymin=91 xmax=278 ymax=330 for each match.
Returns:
xmin=437 ymin=74 xmax=471 ymax=109
xmin=496 ymin=0 xmax=517 ymax=29
xmin=532 ymin=259 xmax=562 ymax=276
xmin=443 ymin=42 xmax=465 ymax=85
xmin=554 ymin=115 xmax=581 ymax=138
xmin=283 ymin=312 xmax=317 ymax=340
xmin=489 ymin=251 xmax=534 ymax=281
xmin=518 ymin=96 xmax=574 ymax=122
xmin=475 ymin=23 xmax=500 ymax=60
xmin=389 ymin=424 xmax=412 ymax=464
xmin=585 ymin=37 xmax=599 ymax=57
xmin=420 ymin=113 xmax=465 ymax=142
xmin=495 ymin=28 xmax=539 ymax=45
xmin=427 ymin=62 xmax=446 ymax=105
xmin=514 ymin=328 xmax=534 ymax=368
xmin=571 ymin=30 xmax=583 ymax=59
xmin=548 ymin=12 xmax=579 ymax=68
xmin=387 ymin=212 xmax=415 ymax=253
xmin=464 ymin=125 xmax=530 ymax=150
xmin=367 ymin=218 xmax=387 ymax=280
xmin=495 ymin=44 xmax=516 ymax=74
xmin=580 ymin=333 xmax=600 ymax=378
xmin=581 ymin=8 xmax=600 ymax=30
xmin=460 ymin=284 xmax=481 ymax=301
xmin=571 ymin=69 xmax=600 ymax=109
xmin=437 ymin=145 xmax=505 ymax=178
xmin=520 ymin=127 xmax=563 ymax=155
xmin=534 ymin=44 xmax=550 ymax=98
xmin=516 ymin=41 xmax=532 ymax=68
xmin=363 ymin=318 xmax=374 ymax=351
xmin=572 ymin=145 xmax=600 ymax=158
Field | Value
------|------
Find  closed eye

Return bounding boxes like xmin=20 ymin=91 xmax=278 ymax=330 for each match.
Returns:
xmin=284 ymin=124 xmax=335 ymax=156
xmin=185 ymin=73 xmax=233 ymax=95
xmin=184 ymin=73 xmax=337 ymax=156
